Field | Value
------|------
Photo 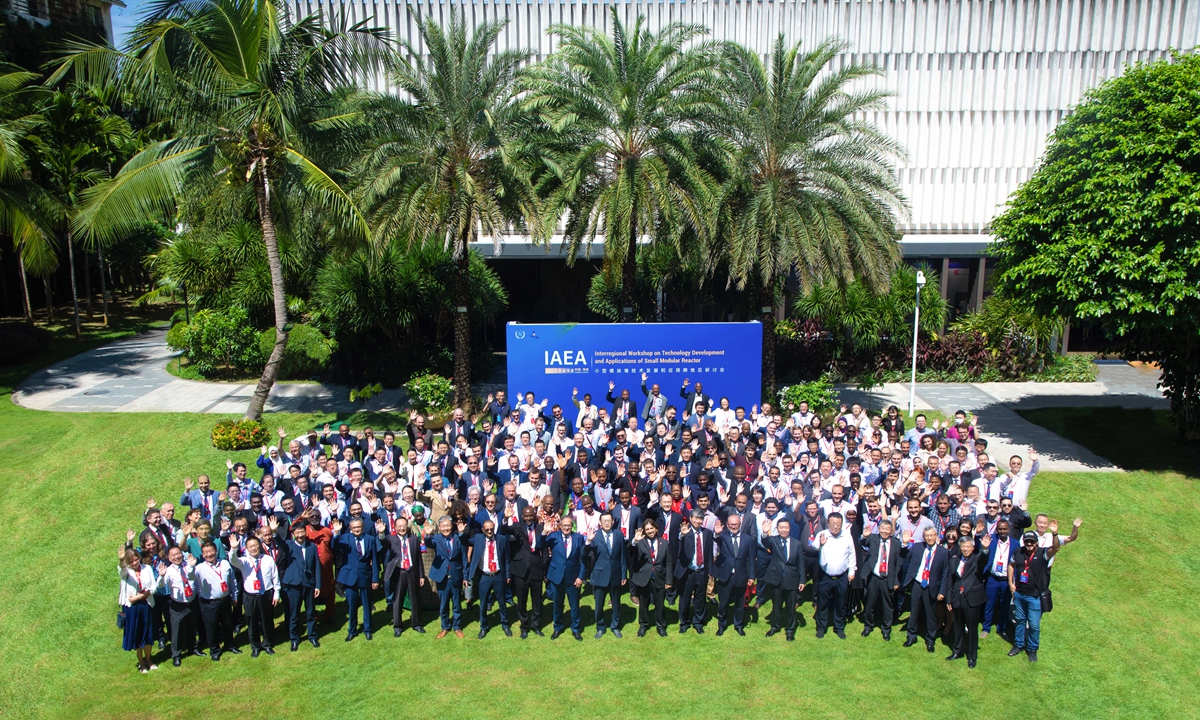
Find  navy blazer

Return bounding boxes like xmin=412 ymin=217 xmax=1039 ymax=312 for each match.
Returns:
xmin=713 ymin=530 xmax=756 ymax=585
xmin=545 ymin=530 xmax=586 ymax=586
xmin=611 ymin=504 xmax=643 ymax=543
xmin=902 ymin=542 xmax=953 ymax=598
xmin=762 ymin=535 xmax=806 ymax=590
xmin=334 ymin=532 xmax=381 ymax=588
xmin=673 ymin=527 xmax=714 ymax=579
xmin=426 ymin=532 xmax=468 ymax=585
xmin=586 ymin=529 xmax=627 ymax=586
xmin=281 ymin=538 xmax=321 ymax=588
xmin=467 ymin=533 xmax=512 ymax=581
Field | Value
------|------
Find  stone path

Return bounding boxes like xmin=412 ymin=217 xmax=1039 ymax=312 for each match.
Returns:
xmin=13 ymin=329 xmax=1169 ymax=471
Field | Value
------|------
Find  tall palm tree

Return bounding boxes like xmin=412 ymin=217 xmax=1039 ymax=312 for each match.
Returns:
xmin=29 ymin=88 xmax=131 ymax=339
xmin=523 ymin=9 xmax=720 ymax=319
xmin=53 ymin=0 xmax=388 ymax=419
xmin=357 ymin=12 xmax=541 ymax=409
xmin=713 ymin=37 xmax=906 ymax=392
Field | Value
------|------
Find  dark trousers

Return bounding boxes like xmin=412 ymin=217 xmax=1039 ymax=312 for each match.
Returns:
xmin=864 ymin=575 xmax=894 ymax=633
xmin=477 ymin=573 xmax=509 ymax=631
xmin=243 ymin=592 xmax=274 ymax=650
xmin=152 ymin=594 xmax=169 ymax=642
xmin=550 ymin=580 xmax=581 ymax=632
xmin=953 ymin=602 xmax=982 ymax=661
xmin=344 ymin=584 xmax=372 ymax=635
xmin=715 ymin=580 xmax=747 ymax=630
xmin=593 ymin=584 xmax=623 ymax=631
xmin=816 ymin=573 xmax=848 ymax=634
xmin=512 ymin=575 xmax=542 ymax=631
xmin=390 ymin=570 xmax=421 ymax=630
xmin=435 ymin=577 xmax=463 ymax=630
xmin=906 ymin=583 xmax=938 ymax=644
xmin=770 ymin=585 xmax=799 ymax=634
xmin=282 ymin=585 xmax=316 ymax=641
xmin=678 ymin=570 xmax=708 ymax=628
xmin=167 ymin=598 xmax=195 ymax=659
xmin=983 ymin=575 xmax=1011 ymax=634
xmin=199 ymin=596 xmax=235 ymax=652
xmin=636 ymin=582 xmax=666 ymax=631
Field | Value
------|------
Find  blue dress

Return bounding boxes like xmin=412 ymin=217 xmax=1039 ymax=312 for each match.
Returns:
xmin=122 ymin=599 xmax=153 ymax=651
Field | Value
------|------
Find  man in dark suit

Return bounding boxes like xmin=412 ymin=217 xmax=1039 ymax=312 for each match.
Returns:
xmin=322 ymin=423 xmax=359 ymax=460
xmin=427 ymin=516 xmax=468 ymax=638
xmin=903 ymin=526 xmax=952 ymax=652
xmin=545 ymin=516 xmax=586 ymax=640
xmin=467 ymin=520 xmax=512 ymax=638
xmin=611 ymin=490 xmax=643 ymax=550
xmin=713 ymin=514 xmax=755 ymax=636
xmin=379 ymin=517 xmax=426 ymax=637
xmin=587 ymin=512 xmax=627 ymax=639
xmin=630 ymin=519 xmax=672 ymax=637
xmin=861 ymin=519 xmax=902 ymax=641
xmin=333 ymin=517 xmax=381 ymax=642
xmin=502 ymin=506 xmax=547 ymax=639
xmin=606 ymin=381 xmax=639 ymax=429
xmin=946 ymin=535 xmax=989 ymax=668
xmin=443 ymin=408 xmax=475 ymax=447
xmin=679 ymin=378 xmax=712 ymax=416
xmin=762 ymin=518 xmax=806 ymax=641
xmin=674 ymin=511 xmax=714 ymax=634
xmin=650 ymin=492 xmax=683 ymax=604
xmin=281 ymin=520 xmax=321 ymax=651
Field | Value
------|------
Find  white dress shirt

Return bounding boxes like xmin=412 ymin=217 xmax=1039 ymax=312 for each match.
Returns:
xmin=814 ymin=529 xmax=856 ymax=579
xmin=162 ymin=563 xmax=200 ymax=603
xmin=118 ymin=564 xmax=160 ymax=607
xmin=195 ymin=559 xmax=236 ymax=600
xmin=232 ymin=554 xmax=281 ymax=601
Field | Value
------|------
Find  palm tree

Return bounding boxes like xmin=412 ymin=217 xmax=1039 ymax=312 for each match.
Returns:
xmin=29 ymin=88 xmax=131 ymax=339
xmin=0 ymin=63 xmax=53 ymax=321
xmin=356 ymin=12 xmax=541 ymax=409
xmin=53 ymin=0 xmax=388 ymax=419
xmin=523 ymin=9 xmax=720 ymax=319
xmin=712 ymin=36 xmax=907 ymax=393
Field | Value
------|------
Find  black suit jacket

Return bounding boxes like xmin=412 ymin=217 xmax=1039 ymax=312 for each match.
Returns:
xmin=382 ymin=532 xmax=426 ymax=584
xmin=947 ymin=551 xmax=988 ymax=608
xmin=501 ymin=522 xmax=547 ymax=582
xmin=902 ymin=542 xmax=953 ymax=597
xmin=713 ymin=530 xmax=755 ymax=585
xmin=630 ymin=537 xmax=673 ymax=588
xmin=860 ymin=535 xmax=902 ymax=587
xmin=606 ymin=390 xmax=639 ymax=426
xmin=672 ymin=527 xmax=714 ymax=579
xmin=281 ymin=538 xmax=320 ymax=588
xmin=763 ymin=536 xmax=806 ymax=590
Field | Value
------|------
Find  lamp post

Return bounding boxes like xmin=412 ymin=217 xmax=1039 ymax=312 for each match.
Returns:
xmin=909 ymin=270 xmax=926 ymax=417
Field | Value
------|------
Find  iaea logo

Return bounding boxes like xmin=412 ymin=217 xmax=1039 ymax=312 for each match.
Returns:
xmin=514 ymin=330 xmax=526 ymax=340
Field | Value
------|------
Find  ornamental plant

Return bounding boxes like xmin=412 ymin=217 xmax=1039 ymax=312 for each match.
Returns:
xmin=211 ymin=419 xmax=269 ymax=451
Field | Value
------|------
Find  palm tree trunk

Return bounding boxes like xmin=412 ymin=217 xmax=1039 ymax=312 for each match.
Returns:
xmin=97 ymin=246 xmax=109 ymax=325
xmin=65 ymin=229 xmax=81 ymax=339
xmin=761 ymin=283 xmax=777 ymax=397
xmin=453 ymin=226 xmax=473 ymax=411
xmin=246 ymin=160 xmax=289 ymax=421
xmin=43 ymin=276 xmax=54 ymax=321
xmin=17 ymin=244 xmax=31 ymax=322
xmin=83 ymin=248 xmax=93 ymax=318
xmin=619 ymin=226 xmax=638 ymax=321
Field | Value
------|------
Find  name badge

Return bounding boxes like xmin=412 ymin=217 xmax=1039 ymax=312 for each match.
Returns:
xmin=183 ymin=584 xmax=193 ymax=599
xmin=1019 ymin=570 xmax=1029 ymax=583
xmin=253 ymin=579 xmax=262 ymax=591
xmin=220 ymin=581 xmax=228 ymax=593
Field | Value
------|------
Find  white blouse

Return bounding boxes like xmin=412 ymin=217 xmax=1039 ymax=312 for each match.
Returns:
xmin=118 ymin=563 xmax=159 ymax=607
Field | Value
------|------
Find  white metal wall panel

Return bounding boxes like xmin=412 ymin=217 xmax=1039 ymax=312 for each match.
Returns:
xmin=297 ymin=0 xmax=1200 ymax=232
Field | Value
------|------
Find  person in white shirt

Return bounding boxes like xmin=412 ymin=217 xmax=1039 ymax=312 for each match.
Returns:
xmin=161 ymin=546 xmax=201 ymax=666
xmin=231 ymin=536 xmax=281 ymax=657
xmin=118 ymin=546 xmax=159 ymax=673
xmin=1035 ymin=513 xmax=1081 ymax=568
xmin=999 ymin=450 xmax=1041 ymax=510
xmin=790 ymin=401 xmax=816 ymax=428
xmin=194 ymin=540 xmax=240 ymax=660
xmin=812 ymin=512 xmax=857 ymax=639
xmin=517 ymin=468 xmax=552 ymax=505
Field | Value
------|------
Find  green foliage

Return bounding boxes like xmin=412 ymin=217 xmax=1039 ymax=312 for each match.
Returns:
xmin=164 ymin=321 xmax=188 ymax=353
xmin=1033 ymin=355 xmax=1099 ymax=383
xmin=349 ymin=383 xmax=383 ymax=403
xmin=991 ymin=53 xmax=1200 ymax=439
xmin=950 ymin=296 xmax=1063 ymax=355
xmin=405 ymin=373 xmax=454 ymax=414
xmin=171 ymin=307 xmax=263 ymax=377
xmin=256 ymin=324 xmax=334 ymax=380
xmin=210 ymin=419 xmax=269 ymax=451
xmin=777 ymin=377 xmax=838 ymax=414
xmin=793 ymin=264 xmax=948 ymax=355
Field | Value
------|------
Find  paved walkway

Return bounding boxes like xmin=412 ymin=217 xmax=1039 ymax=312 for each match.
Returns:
xmin=13 ymin=329 xmax=1169 ymax=471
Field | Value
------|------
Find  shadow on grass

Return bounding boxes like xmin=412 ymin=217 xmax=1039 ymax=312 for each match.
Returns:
xmin=1019 ymin=406 xmax=1199 ymax=477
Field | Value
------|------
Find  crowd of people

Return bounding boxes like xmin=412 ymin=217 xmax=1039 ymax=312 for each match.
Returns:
xmin=117 ymin=379 xmax=1081 ymax=673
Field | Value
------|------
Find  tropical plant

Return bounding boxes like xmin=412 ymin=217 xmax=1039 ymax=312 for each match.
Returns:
xmin=54 ymin=0 xmax=390 ymax=419
xmin=778 ymin=376 xmax=838 ymax=415
xmin=255 ymin=323 xmax=334 ymax=379
xmin=356 ymin=12 xmax=539 ymax=410
xmin=169 ymin=307 xmax=263 ymax=377
xmin=211 ymin=419 xmax=269 ymax=450
xmin=404 ymin=373 xmax=453 ymax=414
xmin=950 ymin=295 xmax=1064 ymax=356
xmin=712 ymin=36 xmax=906 ymax=392
xmin=524 ymin=9 xmax=720 ymax=319
xmin=991 ymin=52 xmax=1200 ymax=439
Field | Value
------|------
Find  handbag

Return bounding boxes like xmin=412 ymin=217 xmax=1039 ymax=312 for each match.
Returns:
xmin=1040 ymin=589 xmax=1053 ymax=614
xmin=116 ymin=609 xmax=126 ymax=629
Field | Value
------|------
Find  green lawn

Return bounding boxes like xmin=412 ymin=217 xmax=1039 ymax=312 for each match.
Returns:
xmin=1020 ymin=406 xmax=1199 ymax=477
xmin=1 ymin=334 xmax=1199 ymax=718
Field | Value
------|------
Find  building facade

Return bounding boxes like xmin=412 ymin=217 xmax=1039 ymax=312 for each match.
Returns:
xmin=293 ymin=0 xmax=1199 ymax=319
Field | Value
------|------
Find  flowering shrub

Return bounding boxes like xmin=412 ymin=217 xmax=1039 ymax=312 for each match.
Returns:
xmin=405 ymin=373 xmax=453 ymax=413
xmin=778 ymin=377 xmax=838 ymax=415
xmin=211 ymin=419 xmax=269 ymax=451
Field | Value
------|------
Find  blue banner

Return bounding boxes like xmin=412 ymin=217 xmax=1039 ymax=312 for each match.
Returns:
xmin=505 ymin=322 xmax=763 ymax=417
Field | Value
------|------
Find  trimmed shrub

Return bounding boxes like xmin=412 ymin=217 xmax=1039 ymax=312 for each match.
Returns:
xmin=405 ymin=373 xmax=453 ymax=413
xmin=778 ymin=377 xmax=839 ymax=415
xmin=211 ymin=419 xmax=269 ymax=450
xmin=173 ymin=307 xmax=263 ymax=377
xmin=256 ymin=324 xmax=334 ymax=380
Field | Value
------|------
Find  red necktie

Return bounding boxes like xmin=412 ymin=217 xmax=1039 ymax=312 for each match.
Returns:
xmin=879 ymin=539 xmax=888 ymax=574
xmin=487 ymin=540 xmax=497 ymax=573
xmin=402 ymin=539 xmax=411 ymax=570
xmin=528 ymin=528 xmax=535 ymax=549
xmin=695 ymin=533 xmax=703 ymax=566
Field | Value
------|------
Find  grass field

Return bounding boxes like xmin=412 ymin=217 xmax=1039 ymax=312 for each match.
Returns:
xmin=2 ymin=327 xmax=1199 ymax=719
